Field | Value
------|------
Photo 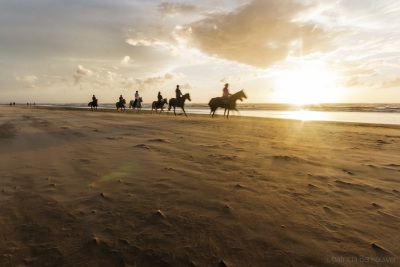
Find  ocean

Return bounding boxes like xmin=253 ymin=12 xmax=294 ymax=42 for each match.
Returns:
xmin=22 ymin=103 xmax=400 ymax=125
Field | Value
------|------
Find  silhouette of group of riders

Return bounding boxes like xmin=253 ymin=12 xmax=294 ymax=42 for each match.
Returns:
xmin=88 ymin=83 xmax=246 ymax=118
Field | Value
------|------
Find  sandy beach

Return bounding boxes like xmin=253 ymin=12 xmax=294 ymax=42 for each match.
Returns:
xmin=0 ymin=105 xmax=399 ymax=267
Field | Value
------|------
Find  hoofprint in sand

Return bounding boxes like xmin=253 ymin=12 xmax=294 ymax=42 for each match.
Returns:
xmin=0 ymin=106 xmax=399 ymax=266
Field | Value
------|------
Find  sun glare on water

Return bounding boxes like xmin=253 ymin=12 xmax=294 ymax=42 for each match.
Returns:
xmin=286 ymin=110 xmax=328 ymax=121
xmin=274 ymin=62 xmax=341 ymax=105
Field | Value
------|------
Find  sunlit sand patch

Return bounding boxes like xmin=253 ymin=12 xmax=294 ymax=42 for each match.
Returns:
xmin=89 ymin=164 xmax=140 ymax=188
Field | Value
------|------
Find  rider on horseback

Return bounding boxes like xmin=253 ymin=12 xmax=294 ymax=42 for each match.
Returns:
xmin=222 ymin=83 xmax=231 ymax=105
xmin=134 ymin=91 xmax=139 ymax=107
xmin=119 ymin=95 xmax=124 ymax=105
xmin=157 ymin=91 xmax=163 ymax=107
xmin=175 ymin=85 xmax=182 ymax=106
xmin=92 ymin=94 xmax=97 ymax=105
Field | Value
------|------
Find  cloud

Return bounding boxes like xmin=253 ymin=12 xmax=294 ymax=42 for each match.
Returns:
xmin=382 ymin=76 xmax=400 ymax=89
xmin=73 ymin=65 xmax=93 ymax=85
xmin=179 ymin=83 xmax=192 ymax=89
xmin=125 ymin=33 xmax=178 ymax=56
xmin=346 ymin=76 xmax=361 ymax=87
xmin=158 ymin=2 xmax=198 ymax=16
xmin=130 ymin=72 xmax=183 ymax=90
xmin=175 ymin=0 xmax=339 ymax=68
xmin=220 ymin=76 xmax=242 ymax=84
xmin=120 ymin=56 xmax=133 ymax=65
xmin=14 ymin=74 xmax=38 ymax=84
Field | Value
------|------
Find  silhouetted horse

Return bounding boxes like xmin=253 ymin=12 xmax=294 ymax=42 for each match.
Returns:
xmin=129 ymin=97 xmax=143 ymax=113
xmin=168 ymin=93 xmax=191 ymax=117
xmin=116 ymin=99 xmax=126 ymax=112
xmin=151 ymin=98 xmax=168 ymax=114
xmin=88 ymin=99 xmax=98 ymax=111
xmin=208 ymin=90 xmax=247 ymax=118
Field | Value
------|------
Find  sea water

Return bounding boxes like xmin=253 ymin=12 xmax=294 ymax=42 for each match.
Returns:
xmin=25 ymin=103 xmax=400 ymax=125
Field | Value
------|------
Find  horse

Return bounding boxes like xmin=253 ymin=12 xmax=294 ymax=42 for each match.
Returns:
xmin=129 ymin=97 xmax=143 ymax=113
xmin=88 ymin=99 xmax=98 ymax=111
xmin=116 ymin=99 xmax=126 ymax=112
xmin=168 ymin=93 xmax=191 ymax=117
xmin=208 ymin=90 xmax=247 ymax=118
xmin=151 ymin=98 xmax=168 ymax=114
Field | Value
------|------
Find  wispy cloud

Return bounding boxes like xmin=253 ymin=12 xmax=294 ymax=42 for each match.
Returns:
xmin=132 ymin=72 xmax=183 ymax=90
xmin=158 ymin=2 xmax=198 ymax=16
xmin=14 ymin=74 xmax=38 ymax=84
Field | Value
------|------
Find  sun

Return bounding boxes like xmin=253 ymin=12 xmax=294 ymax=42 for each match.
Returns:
xmin=273 ymin=62 xmax=341 ymax=105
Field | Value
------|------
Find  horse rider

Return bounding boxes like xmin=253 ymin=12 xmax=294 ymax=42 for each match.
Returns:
xmin=119 ymin=95 xmax=124 ymax=106
xmin=222 ymin=83 xmax=231 ymax=104
xmin=157 ymin=91 xmax=163 ymax=107
xmin=134 ymin=90 xmax=139 ymax=107
xmin=175 ymin=85 xmax=182 ymax=106
xmin=92 ymin=94 xmax=97 ymax=105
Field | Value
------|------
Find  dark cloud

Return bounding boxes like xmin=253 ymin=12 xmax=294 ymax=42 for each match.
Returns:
xmin=182 ymin=0 xmax=338 ymax=68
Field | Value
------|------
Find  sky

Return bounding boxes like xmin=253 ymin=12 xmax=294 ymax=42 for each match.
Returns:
xmin=1 ymin=0 xmax=400 ymax=104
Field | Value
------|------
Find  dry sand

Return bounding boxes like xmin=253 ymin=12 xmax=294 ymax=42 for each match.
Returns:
xmin=0 ymin=105 xmax=399 ymax=267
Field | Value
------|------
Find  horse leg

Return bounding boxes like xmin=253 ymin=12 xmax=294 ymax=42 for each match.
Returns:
xmin=173 ymin=106 xmax=176 ymax=116
xmin=182 ymin=107 xmax=187 ymax=117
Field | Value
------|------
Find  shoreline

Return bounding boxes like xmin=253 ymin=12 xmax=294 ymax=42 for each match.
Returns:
xmin=5 ymin=105 xmax=400 ymax=128
xmin=1 ymin=105 xmax=400 ymax=266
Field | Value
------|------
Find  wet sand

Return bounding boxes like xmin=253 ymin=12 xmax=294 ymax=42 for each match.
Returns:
xmin=1 ymin=105 xmax=399 ymax=266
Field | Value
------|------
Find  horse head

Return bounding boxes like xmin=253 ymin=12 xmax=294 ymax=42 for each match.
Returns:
xmin=185 ymin=93 xmax=191 ymax=102
xmin=163 ymin=98 xmax=168 ymax=104
xmin=239 ymin=90 xmax=247 ymax=100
